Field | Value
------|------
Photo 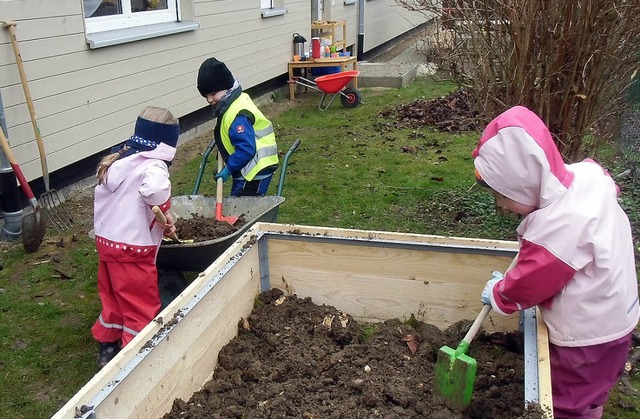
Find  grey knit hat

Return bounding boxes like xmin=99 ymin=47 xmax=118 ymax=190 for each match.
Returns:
xmin=197 ymin=57 xmax=235 ymax=97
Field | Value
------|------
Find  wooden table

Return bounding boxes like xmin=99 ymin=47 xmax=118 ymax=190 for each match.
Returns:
xmin=287 ymin=56 xmax=358 ymax=100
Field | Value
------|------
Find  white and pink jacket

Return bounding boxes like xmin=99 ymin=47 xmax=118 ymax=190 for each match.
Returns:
xmin=93 ymin=143 xmax=175 ymax=261
xmin=473 ymin=106 xmax=639 ymax=347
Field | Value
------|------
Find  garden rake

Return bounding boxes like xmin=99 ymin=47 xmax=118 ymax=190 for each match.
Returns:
xmin=4 ymin=20 xmax=74 ymax=232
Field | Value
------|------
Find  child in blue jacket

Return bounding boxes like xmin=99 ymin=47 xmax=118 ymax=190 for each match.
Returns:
xmin=197 ymin=57 xmax=279 ymax=196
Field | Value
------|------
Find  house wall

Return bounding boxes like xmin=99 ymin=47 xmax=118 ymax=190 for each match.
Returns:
xmin=363 ymin=0 xmax=429 ymax=53
xmin=0 ymin=0 xmax=426 ymax=182
xmin=321 ymin=1 xmax=430 ymax=54
xmin=322 ymin=1 xmax=359 ymax=49
xmin=0 ymin=0 xmax=310 ymax=182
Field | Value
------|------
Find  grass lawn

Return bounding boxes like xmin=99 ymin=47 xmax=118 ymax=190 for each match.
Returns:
xmin=0 ymin=78 xmax=638 ymax=418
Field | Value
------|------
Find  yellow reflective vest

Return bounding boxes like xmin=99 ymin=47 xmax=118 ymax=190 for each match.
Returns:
xmin=220 ymin=93 xmax=278 ymax=181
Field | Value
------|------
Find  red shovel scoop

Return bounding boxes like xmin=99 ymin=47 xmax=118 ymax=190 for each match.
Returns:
xmin=215 ymin=151 xmax=238 ymax=225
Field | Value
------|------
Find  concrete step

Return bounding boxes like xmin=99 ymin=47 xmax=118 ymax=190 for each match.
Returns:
xmin=356 ymin=62 xmax=419 ymax=89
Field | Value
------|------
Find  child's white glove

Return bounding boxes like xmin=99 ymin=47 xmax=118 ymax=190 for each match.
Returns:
xmin=480 ymin=271 xmax=504 ymax=305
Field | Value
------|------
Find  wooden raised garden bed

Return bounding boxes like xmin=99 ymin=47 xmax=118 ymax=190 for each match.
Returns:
xmin=53 ymin=223 xmax=552 ymax=418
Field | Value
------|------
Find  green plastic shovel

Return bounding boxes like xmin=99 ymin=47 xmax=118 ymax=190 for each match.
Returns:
xmin=434 ymin=304 xmax=492 ymax=410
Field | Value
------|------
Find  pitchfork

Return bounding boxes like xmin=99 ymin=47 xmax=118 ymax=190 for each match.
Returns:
xmin=38 ymin=186 xmax=74 ymax=232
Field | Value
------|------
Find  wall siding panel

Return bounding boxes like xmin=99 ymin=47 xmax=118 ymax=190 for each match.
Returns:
xmin=364 ymin=0 xmax=429 ymax=52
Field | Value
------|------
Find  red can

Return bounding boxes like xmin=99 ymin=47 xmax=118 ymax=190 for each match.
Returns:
xmin=311 ymin=37 xmax=321 ymax=59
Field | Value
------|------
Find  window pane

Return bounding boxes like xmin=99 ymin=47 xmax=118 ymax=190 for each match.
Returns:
xmin=84 ymin=0 xmax=123 ymax=17
xmin=132 ymin=0 xmax=169 ymax=13
xmin=84 ymin=0 xmax=178 ymax=33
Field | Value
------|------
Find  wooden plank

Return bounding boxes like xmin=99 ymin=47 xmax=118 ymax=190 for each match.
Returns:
xmin=536 ymin=307 xmax=554 ymax=417
xmin=0 ymin=1 xmax=80 ymax=19
xmin=194 ymin=0 xmax=255 ymax=15
xmin=5 ymin=31 xmax=88 ymax=62
xmin=265 ymin=236 xmax=519 ymax=332
xmin=313 ymin=56 xmax=353 ymax=62
xmin=0 ymin=16 xmax=85 ymax=40
xmin=194 ymin=0 xmax=311 ymax=18
xmin=256 ymin=222 xmax=520 ymax=251
xmin=363 ymin=0 xmax=429 ymax=52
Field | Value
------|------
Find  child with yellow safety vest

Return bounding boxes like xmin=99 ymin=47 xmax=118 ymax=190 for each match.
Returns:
xmin=197 ymin=57 xmax=279 ymax=196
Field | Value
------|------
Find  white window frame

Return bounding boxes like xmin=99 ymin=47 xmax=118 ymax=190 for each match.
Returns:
xmin=85 ymin=1 xmax=178 ymax=33
xmin=261 ymin=0 xmax=287 ymax=18
xmin=83 ymin=0 xmax=199 ymax=49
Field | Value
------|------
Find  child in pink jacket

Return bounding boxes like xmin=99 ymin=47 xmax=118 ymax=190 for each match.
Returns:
xmin=473 ymin=105 xmax=639 ymax=418
xmin=92 ymin=106 xmax=179 ymax=368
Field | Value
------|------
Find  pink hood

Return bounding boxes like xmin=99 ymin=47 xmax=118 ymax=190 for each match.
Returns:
xmin=472 ymin=106 xmax=574 ymax=208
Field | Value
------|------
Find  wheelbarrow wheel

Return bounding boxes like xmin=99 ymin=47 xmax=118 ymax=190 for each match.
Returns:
xmin=340 ymin=87 xmax=362 ymax=108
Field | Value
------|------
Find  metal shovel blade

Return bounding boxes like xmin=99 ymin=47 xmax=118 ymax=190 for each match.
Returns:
xmin=214 ymin=201 xmax=239 ymax=225
xmin=434 ymin=341 xmax=477 ymax=410
xmin=21 ymin=205 xmax=47 ymax=253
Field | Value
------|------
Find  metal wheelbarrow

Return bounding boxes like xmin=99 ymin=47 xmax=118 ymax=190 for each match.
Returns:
xmin=157 ymin=139 xmax=301 ymax=272
xmin=155 ymin=195 xmax=285 ymax=272
xmin=290 ymin=70 xmax=362 ymax=111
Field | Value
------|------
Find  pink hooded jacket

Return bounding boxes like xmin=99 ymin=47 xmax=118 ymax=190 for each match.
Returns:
xmin=93 ymin=143 xmax=175 ymax=261
xmin=473 ymin=106 xmax=639 ymax=347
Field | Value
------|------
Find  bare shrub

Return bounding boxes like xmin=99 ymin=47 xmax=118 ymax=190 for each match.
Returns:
xmin=397 ymin=0 xmax=640 ymax=161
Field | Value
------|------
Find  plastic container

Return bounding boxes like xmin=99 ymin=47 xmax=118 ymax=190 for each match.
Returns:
xmin=311 ymin=66 xmax=340 ymax=76
xmin=293 ymin=33 xmax=307 ymax=58
xmin=311 ymin=37 xmax=321 ymax=59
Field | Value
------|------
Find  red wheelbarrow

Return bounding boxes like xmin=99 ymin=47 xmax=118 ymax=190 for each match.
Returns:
xmin=290 ymin=70 xmax=362 ymax=111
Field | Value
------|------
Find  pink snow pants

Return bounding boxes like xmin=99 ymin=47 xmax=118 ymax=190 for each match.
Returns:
xmin=550 ymin=333 xmax=632 ymax=418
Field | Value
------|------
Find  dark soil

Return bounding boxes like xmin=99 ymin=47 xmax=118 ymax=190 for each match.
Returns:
xmin=162 ymin=288 xmax=548 ymax=419
xmin=172 ymin=214 xmax=248 ymax=242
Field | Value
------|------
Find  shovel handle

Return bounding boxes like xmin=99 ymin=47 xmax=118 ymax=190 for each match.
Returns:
xmin=152 ymin=206 xmax=179 ymax=242
xmin=214 ymin=151 xmax=239 ymax=225
xmin=461 ymin=304 xmax=492 ymax=346
xmin=216 ymin=151 xmax=224 ymax=206
xmin=0 ymin=126 xmax=38 ymax=209
xmin=461 ymin=253 xmax=518 ymax=346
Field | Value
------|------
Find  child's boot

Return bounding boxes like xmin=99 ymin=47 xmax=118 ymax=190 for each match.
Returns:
xmin=97 ymin=341 xmax=120 ymax=369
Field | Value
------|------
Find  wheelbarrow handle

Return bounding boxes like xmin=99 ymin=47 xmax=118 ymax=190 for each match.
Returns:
xmin=192 ymin=138 xmax=217 ymax=195
xmin=288 ymin=139 xmax=301 ymax=154
xmin=276 ymin=139 xmax=301 ymax=197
